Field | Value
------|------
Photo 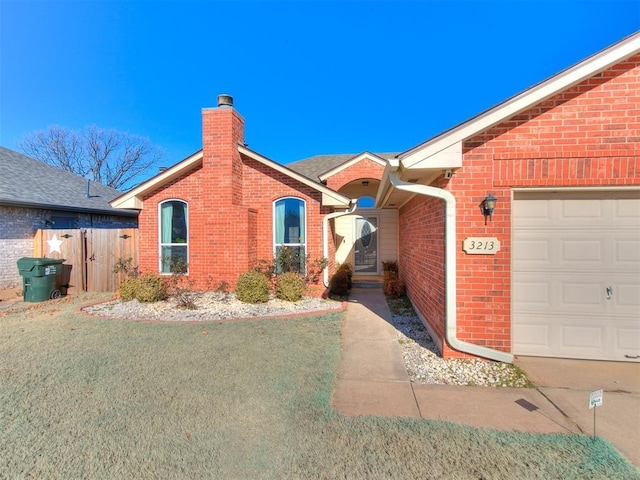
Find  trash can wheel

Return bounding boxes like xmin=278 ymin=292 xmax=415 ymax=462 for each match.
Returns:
xmin=50 ymin=290 xmax=62 ymax=299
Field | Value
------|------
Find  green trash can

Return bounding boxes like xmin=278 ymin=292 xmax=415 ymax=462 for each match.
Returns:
xmin=17 ymin=257 xmax=66 ymax=302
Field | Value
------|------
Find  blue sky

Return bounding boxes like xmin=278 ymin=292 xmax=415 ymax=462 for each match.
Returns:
xmin=1 ymin=1 xmax=638 ymax=186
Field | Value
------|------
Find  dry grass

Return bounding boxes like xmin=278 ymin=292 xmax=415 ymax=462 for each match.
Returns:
xmin=0 ymin=294 xmax=638 ymax=479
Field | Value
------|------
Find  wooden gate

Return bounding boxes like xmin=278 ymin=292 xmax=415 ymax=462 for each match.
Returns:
xmin=33 ymin=228 xmax=139 ymax=294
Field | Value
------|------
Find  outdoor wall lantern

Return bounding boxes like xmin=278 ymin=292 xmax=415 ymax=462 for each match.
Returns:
xmin=482 ymin=194 xmax=497 ymax=224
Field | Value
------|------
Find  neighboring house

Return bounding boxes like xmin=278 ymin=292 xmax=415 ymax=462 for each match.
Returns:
xmin=0 ymin=147 xmax=138 ymax=289
xmin=112 ymin=33 xmax=640 ymax=363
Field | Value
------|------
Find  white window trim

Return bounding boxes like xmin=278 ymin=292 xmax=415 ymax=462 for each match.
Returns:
xmin=158 ymin=199 xmax=189 ymax=274
xmin=273 ymin=196 xmax=308 ymax=267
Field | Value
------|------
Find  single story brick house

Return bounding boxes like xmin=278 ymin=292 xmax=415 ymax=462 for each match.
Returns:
xmin=112 ymin=33 xmax=640 ymax=363
xmin=0 ymin=147 xmax=138 ymax=289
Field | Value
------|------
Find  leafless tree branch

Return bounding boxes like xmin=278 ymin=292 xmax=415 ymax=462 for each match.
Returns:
xmin=18 ymin=125 xmax=162 ymax=189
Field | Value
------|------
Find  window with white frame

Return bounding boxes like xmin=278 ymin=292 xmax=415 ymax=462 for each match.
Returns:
xmin=273 ymin=197 xmax=306 ymax=273
xmin=159 ymin=200 xmax=188 ymax=273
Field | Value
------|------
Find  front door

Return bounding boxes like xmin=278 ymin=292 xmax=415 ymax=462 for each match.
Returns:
xmin=354 ymin=217 xmax=378 ymax=273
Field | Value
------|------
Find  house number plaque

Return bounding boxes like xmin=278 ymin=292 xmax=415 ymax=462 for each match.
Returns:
xmin=463 ymin=237 xmax=500 ymax=255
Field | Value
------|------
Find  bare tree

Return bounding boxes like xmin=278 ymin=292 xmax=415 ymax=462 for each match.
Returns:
xmin=19 ymin=125 xmax=162 ymax=190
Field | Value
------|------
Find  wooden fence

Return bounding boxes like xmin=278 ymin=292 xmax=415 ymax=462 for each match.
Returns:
xmin=33 ymin=228 xmax=139 ymax=294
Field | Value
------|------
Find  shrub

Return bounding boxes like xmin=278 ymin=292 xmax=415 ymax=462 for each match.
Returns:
xmin=382 ymin=260 xmax=398 ymax=274
xmin=384 ymin=278 xmax=406 ymax=298
xmin=329 ymin=270 xmax=350 ymax=296
xmin=275 ymin=272 xmax=305 ymax=302
xmin=236 ymin=271 xmax=270 ymax=304
xmin=119 ymin=276 xmax=139 ymax=301
xmin=253 ymin=259 xmax=274 ymax=278
xmin=305 ymin=257 xmax=328 ymax=285
xmin=135 ymin=273 xmax=168 ymax=303
xmin=113 ymin=257 xmax=139 ymax=278
xmin=336 ymin=262 xmax=353 ymax=289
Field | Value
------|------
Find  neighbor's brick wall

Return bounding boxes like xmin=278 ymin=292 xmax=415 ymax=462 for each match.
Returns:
xmin=325 ymin=157 xmax=385 ymax=191
xmin=0 ymin=205 xmax=137 ymax=289
xmin=400 ymin=54 xmax=640 ymax=359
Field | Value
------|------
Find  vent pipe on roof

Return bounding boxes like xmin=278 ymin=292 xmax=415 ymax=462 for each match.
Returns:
xmin=217 ymin=94 xmax=233 ymax=107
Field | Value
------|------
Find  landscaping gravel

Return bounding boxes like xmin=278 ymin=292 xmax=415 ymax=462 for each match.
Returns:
xmin=82 ymin=292 xmax=344 ymax=322
xmin=387 ymin=297 xmax=531 ymax=388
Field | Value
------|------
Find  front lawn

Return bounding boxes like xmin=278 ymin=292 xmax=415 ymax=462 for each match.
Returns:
xmin=0 ymin=294 xmax=637 ymax=479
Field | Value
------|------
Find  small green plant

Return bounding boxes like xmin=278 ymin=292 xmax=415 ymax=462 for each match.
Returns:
xmin=236 ymin=270 xmax=270 ymax=304
xmin=275 ymin=272 xmax=305 ymax=302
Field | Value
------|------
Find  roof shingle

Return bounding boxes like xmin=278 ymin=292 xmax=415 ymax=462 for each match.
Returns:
xmin=0 ymin=146 xmax=137 ymax=216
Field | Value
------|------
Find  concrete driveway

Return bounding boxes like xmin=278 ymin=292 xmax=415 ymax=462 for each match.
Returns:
xmin=514 ymin=356 xmax=640 ymax=467
xmin=332 ymin=288 xmax=640 ymax=468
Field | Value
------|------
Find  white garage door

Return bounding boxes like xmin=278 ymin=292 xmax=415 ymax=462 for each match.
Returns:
xmin=512 ymin=190 xmax=640 ymax=362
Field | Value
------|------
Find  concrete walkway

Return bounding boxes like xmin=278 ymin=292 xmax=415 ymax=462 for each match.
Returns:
xmin=332 ymin=287 xmax=640 ymax=467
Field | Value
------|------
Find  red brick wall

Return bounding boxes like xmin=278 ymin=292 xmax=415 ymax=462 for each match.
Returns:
xmin=325 ymin=157 xmax=385 ymax=191
xmin=400 ymin=54 xmax=640 ymax=359
xmin=138 ymin=105 xmax=333 ymax=289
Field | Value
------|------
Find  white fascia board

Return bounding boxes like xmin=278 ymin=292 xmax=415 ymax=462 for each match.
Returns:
xmin=401 ymin=33 xmax=640 ymax=170
xmin=238 ymin=145 xmax=352 ymax=207
xmin=319 ymin=152 xmax=388 ymax=181
xmin=110 ymin=151 xmax=203 ymax=209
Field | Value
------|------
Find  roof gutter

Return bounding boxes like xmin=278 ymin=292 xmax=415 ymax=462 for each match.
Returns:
xmin=388 ymin=164 xmax=513 ymax=363
xmin=323 ymin=200 xmax=358 ymax=287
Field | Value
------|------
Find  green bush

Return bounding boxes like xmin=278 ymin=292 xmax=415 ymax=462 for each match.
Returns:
xmin=119 ymin=273 xmax=168 ymax=303
xmin=236 ymin=270 xmax=270 ymax=304
xmin=275 ymin=272 xmax=305 ymax=302
xmin=119 ymin=276 xmax=138 ymax=301
xmin=136 ymin=273 xmax=169 ymax=303
xmin=329 ymin=270 xmax=350 ymax=296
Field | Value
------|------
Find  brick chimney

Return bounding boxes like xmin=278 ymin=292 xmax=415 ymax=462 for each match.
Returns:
xmin=202 ymin=94 xmax=245 ymax=206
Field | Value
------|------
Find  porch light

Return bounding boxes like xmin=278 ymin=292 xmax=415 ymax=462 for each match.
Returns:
xmin=482 ymin=194 xmax=497 ymax=224
xmin=362 ymin=181 xmax=369 ymax=186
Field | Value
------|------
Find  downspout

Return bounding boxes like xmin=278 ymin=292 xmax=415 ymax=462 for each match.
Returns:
xmin=388 ymin=169 xmax=513 ymax=363
xmin=323 ymin=200 xmax=358 ymax=287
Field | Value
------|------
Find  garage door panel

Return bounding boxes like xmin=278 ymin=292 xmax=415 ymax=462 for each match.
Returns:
xmin=615 ymin=238 xmax=640 ymax=264
xmin=617 ymin=326 xmax=640 ymax=351
xmin=513 ymin=191 xmax=640 ymax=362
xmin=613 ymin=280 xmax=640 ymax=312
xmin=562 ymin=282 xmax=603 ymax=307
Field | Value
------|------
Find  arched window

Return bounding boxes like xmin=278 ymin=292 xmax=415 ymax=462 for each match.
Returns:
xmin=273 ymin=197 xmax=306 ymax=273
xmin=159 ymin=200 xmax=188 ymax=273
xmin=358 ymin=196 xmax=375 ymax=208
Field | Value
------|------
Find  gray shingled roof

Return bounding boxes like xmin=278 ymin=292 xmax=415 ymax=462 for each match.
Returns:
xmin=287 ymin=152 xmax=399 ymax=182
xmin=0 ymin=146 xmax=137 ymax=216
